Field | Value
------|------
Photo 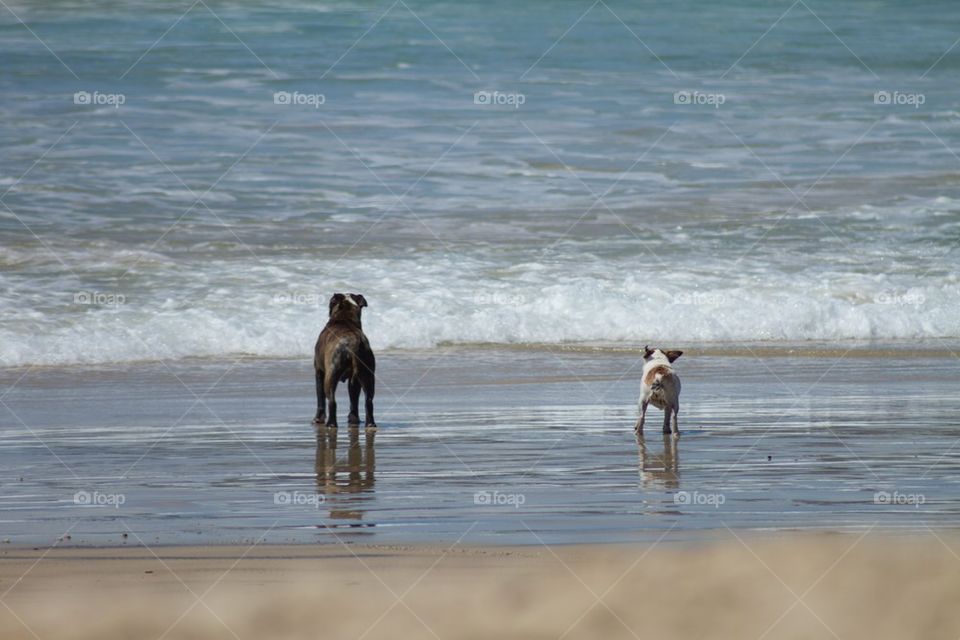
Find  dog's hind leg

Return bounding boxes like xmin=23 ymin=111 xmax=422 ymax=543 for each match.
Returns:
xmin=314 ymin=369 xmax=326 ymax=424
xmin=361 ymin=373 xmax=376 ymax=430
xmin=662 ymin=408 xmax=672 ymax=434
xmin=635 ymin=400 xmax=648 ymax=434
xmin=324 ymin=371 xmax=340 ymax=429
xmin=347 ymin=379 xmax=361 ymax=427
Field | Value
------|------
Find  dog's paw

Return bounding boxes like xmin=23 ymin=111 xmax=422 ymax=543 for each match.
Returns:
xmin=365 ymin=423 xmax=378 ymax=433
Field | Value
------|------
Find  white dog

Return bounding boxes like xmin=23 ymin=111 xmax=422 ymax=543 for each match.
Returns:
xmin=635 ymin=346 xmax=683 ymax=436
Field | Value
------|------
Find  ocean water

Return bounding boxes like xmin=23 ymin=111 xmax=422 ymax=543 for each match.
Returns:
xmin=2 ymin=0 xmax=960 ymax=366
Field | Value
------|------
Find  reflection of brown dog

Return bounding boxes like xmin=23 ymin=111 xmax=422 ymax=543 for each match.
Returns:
xmin=313 ymin=293 xmax=376 ymax=429
xmin=315 ymin=428 xmax=375 ymax=493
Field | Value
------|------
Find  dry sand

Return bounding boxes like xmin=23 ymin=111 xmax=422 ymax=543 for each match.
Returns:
xmin=2 ymin=532 xmax=960 ymax=639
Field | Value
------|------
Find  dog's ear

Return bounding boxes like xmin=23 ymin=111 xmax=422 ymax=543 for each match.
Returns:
xmin=643 ymin=345 xmax=655 ymax=359
xmin=665 ymin=350 xmax=683 ymax=363
xmin=351 ymin=294 xmax=368 ymax=308
xmin=328 ymin=293 xmax=345 ymax=316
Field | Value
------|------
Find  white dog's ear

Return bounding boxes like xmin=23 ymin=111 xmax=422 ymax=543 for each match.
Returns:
xmin=665 ymin=350 xmax=683 ymax=362
xmin=643 ymin=345 xmax=655 ymax=359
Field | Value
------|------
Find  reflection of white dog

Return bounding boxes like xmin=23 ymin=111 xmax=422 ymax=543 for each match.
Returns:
xmin=635 ymin=346 xmax=683 ymax=436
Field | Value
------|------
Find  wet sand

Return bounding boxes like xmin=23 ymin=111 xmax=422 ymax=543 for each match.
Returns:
xmin=1 ymin=346 xmax=960 ymax=546
xmin=2 ymin=532 xmax=960 ymax=639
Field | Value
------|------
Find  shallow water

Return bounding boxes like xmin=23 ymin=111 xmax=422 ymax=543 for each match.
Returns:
xmin=1 ymin=349 xmax=958 ymax=546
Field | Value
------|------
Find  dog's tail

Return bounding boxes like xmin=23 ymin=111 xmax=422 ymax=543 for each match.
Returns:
xmin=339 ymin=355 xmax=361 ymax=383
xmin=650 ymin=370 xmax=670 ymax=392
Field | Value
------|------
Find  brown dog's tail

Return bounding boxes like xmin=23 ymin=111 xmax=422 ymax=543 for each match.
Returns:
xmin=338 ymin=351 xmax=361 ymax=383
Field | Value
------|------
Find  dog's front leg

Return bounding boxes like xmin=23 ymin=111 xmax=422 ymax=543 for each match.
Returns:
xmin=662 ymin=408 xmax=672 ymax=434
xmin=635 ymin=400 xmax=648 ymax=434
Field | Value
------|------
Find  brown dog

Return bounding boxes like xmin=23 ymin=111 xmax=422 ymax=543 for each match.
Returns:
xmin=313 ymin=293 xmax=376 ymax=429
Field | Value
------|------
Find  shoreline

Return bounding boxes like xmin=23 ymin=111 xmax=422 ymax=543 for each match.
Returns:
xmin=0 ymin=524 xmax=954 ymax=552
xmin=2 ymin=338 xmax=960 ymax=373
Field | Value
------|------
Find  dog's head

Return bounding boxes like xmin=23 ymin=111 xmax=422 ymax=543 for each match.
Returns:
xmin=328 ymin=293 xmax=368 ymax=323
xmin=643 ymin=345 xmax=682 ymax=363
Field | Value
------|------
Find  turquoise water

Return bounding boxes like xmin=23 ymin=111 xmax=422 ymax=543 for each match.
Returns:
xmin=1 ymin=1 xmax=959 ymax=364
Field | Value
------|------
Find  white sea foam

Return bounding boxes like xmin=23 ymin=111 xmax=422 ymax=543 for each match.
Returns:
xmin=0 ymin=248 xmax=957 ymax=367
